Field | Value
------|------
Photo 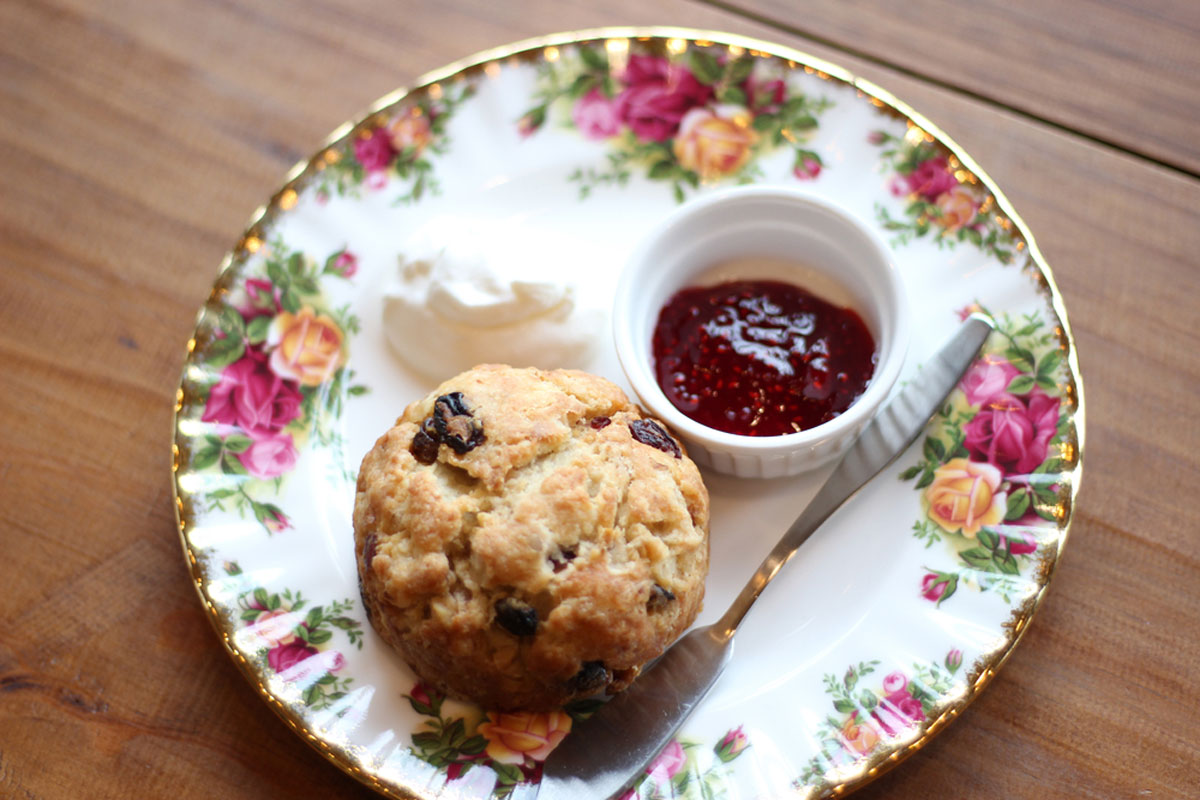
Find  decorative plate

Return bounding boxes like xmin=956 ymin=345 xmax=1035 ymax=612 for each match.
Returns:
xmin=173 ymin=27 xmax=1084 ymax=800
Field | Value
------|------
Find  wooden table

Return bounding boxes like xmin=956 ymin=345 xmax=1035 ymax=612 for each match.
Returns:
xmin=2 ymin=1 xmax=1198 ymax=797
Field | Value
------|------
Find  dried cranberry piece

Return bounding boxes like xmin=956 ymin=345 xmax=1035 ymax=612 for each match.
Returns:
xmin=550 ymin=547 xmax=577 ymax=573
xmin=363 ymin=533 xmax=379 ymax=565
xmin=646 ymin=583 xmax=675 ymax=612
xmin=629 ymin=419 xmax=681 ymax=459
xmin=494 ymin=598 xmax=538 ymax=637
xmin=409 ymin=428 xmax=440 ymax=464
xmin=432 ymin=392 xmax=485 ymax=454
xmin=589 ymin=416 xmax=612 ymax=430
xmin=567 ymin=660 xmax=610 ymax=694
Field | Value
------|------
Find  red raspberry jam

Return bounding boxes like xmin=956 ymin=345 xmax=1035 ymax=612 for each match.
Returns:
xmin=652 ymin=279 xmax=877 ymax=436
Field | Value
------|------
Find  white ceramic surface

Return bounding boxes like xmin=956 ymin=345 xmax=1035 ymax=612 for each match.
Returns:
xmin=613 ymin=186 xmax=909 ymax=478
xmin=173 ymin=28 xmax=1083 ymax=800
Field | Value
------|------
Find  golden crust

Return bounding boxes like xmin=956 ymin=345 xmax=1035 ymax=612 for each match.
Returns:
xmin=353 ymin=365 xmax=709 ymax=710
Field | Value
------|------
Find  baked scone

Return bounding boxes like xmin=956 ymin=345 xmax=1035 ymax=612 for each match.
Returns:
xmin=353 ymin=364 xmax=709 ymax=711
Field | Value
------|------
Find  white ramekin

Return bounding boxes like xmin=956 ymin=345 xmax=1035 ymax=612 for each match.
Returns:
xmin=613 ymin=186 xmax=909 ymax=478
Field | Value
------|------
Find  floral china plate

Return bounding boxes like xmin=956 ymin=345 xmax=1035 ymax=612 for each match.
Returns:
xmin=172 ymin=27 xmax=1084 ymax=800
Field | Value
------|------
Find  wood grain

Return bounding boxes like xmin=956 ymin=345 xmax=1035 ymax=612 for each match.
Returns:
xmin=708 ymin=0 xmax=1200 ymax=176
xmin=1 ymin=0 xmax=1198 ymax=798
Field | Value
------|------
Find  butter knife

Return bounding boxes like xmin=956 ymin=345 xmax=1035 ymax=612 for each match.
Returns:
xmin=537 ymin=314 xmax=994 ymax=800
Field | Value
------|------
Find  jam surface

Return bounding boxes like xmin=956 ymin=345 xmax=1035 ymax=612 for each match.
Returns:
xmin=652 ymin=279 xmax=877 ymax=436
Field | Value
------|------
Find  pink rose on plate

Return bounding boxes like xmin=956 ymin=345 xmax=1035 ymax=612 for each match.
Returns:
xmin=881 ymin=671 xmax=908 ymax=695
xmin=267 ymin=640 xmax=318 ymax=674
xmin=646 ymin=739 xmax=686 ymax=782
xmin=873 ymin=690 xmax=925 ymax=736
xmin=895 ymin=695 xmax=925 ymax=722
xmin=271 ymin=646 xmax=342 ymax=684
xmin=793 ymin=155 xmax=821 ymax=180
xmin=264 ymin=508 xmax=291 ymax=534
xmin=241 ymin=278 xmax=282 ymax=319
xmin=960 ymin=355 xmax=1021 ymax=406
xmin=615 ymin=55 xmax=712 ymax=142
xmin=714 ymin=726 xmax=749 ymax=762
xmin=202 ymin=348 xmax=302 ymax=436
xmin=572 ymin=89 xmax=621 ymax=139
xmin=353 ymin=128 xmax=395 ymax=173
xmin=921 ymin=572 xmax=951 ymax=602
xmin=964 ymin=389 xmax=1061 ymax=474
xmin=904 ymin=156 xmax=958 ymax=201
xmin=1000 ymin=527 xmax=1040 ymax=555
xmin=876 ymin=695 xmax=925 ymax=728
xmin=328 ymin=250 xmax=358 ymax=279
xmin=410 ymin=682 xmax=434 ymax=709
xmin=238 ymin=431 xmax=298 ymax=478
xmin=517 ymin=109 xmax=543 ymax=138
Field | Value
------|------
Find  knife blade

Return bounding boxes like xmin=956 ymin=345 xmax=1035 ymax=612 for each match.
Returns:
xmin=536 ymin=314 xmax=994 ymax=800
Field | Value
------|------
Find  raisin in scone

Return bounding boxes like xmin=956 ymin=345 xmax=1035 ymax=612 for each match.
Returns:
xmin=353 ymin=364 xmax=709 ymax=711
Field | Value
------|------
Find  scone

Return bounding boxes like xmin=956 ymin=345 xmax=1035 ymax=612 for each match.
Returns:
xmin=353 ymin=364 xmax=709 ymax=711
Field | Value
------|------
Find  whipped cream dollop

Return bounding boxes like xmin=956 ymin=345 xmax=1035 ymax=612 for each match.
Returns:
xmin=382 ymin=217 xmax=602 ymax=378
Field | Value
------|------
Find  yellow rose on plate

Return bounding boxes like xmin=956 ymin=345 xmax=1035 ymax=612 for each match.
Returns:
xmin=477 ymin=710 xmax=572 ymax=765
xmin=840 ymin=713 xmax=880 ymax=756
xmin=673 ymin=105 xmax=758 ymax=180
xmin=268 ymin=307 xmax=345 ymax=386
xmin=924 ymin=457 xmax=1006 ymax=537
xmin=388 ymin=109 xmax=433 ymax=157
xmin=248 ymin=608 xmax=299 ymax=647
xmin=934 ymin=184 xmax=979 ymax=232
